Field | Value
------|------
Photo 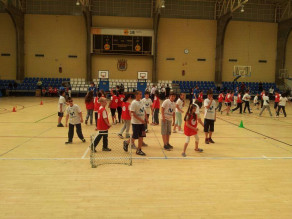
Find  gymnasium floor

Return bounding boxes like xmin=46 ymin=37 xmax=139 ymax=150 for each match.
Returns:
xmin=0 ymin=96 xmax=292 ymax=218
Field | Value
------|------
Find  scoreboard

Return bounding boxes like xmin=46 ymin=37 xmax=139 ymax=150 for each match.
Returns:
xmin=91 ymin=28 xmax=153 ymax=56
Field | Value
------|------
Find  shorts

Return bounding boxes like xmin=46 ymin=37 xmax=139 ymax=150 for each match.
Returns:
xmin=175 ymin=112 xmax=182 ymax=126
xmin=58 ymin=112 xmax=64 ymax=117
xmin=132 ymin=124 xmax=146 ymax=139
xmin=225 ymin=102 xmax=231 ymax=107
xmin=204 ymin=119 xmax=215 ymax=133
xmin=274 ymin=102 xmax=279 ymax=109
xmin=161 ymin=119 xmax=172 ymax=135
xmin=110 ymin=108 xmax=116 ymax=116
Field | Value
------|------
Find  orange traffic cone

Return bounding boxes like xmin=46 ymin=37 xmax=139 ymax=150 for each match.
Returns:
xmin=12 ymin=107 xmax=16 ymax=112
xmin=40 ymin=101 xmax=43 ymax=105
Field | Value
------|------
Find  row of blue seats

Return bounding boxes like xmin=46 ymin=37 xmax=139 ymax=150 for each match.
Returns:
xmin=23 ymin=77 xmax=70 ymax=82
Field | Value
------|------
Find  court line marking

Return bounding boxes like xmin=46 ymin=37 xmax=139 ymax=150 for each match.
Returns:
xmin=0 ymin=127 xmax=54 ymax=157
xmin=81 ymin=147 xmax=89 ymax=159
xmin=34 ymin=113 xmax=56 ymax=123
xmin=217 ymin=116 xmax=292 ymax=147
xmin=1 ymin=156 xmax=292 ymax=161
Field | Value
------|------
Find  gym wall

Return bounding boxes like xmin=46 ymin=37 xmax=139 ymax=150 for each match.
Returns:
xmin=0 ymin=13 xmax=16 ymax=80
xmin=91 ymin=16 xmax=153 ymax=80
xmin=157 ymin=18 xmax=217 ymax=81
xmin=285 ymin=31 xmax=292 ymax=76
xmin=25 ymin=15 xmax=86 ymax=79
xmin=223 ymin=21 xmax=278 ymax=82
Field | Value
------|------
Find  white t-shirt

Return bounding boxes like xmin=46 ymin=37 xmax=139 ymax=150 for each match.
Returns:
xmin=204 ymin=99 xmax=216 ymax=120
xmin=279 ymin=97 xmax=288 ymax=106
xmin=253 ymin=96 xmax=259 ymax=103
xmin=161 ymin=87 xmax=166 ymax=93
xmin=58 ymin=96 xmax=66 ymax=112
xmin=242 ymin=93 xmax=250 ymax=101
xmin=263 ymin=96 xmax=270 ymax=106
xmin=194 ymin=103 xmax=200 ymax=118
xmin=151 ymin=87 xmax=156 ymax=95
xmin=161 ymin=99 xmax=176 ymax=121
xmin=175 ymin=98 xmax=184 ymax=113
xmin=130 ymin=100 xmax=145 ymax=124
xmin=66 ymin=104 xmax=81 ymax=125
xmin=141 ymin=98 xmax=152 ymax=115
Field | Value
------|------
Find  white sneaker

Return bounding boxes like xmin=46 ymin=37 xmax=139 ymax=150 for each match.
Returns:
xmin=173 ymin=130 xmax=177 ymax=133
xmin=178 ymin=130 xmax=184 ymax=134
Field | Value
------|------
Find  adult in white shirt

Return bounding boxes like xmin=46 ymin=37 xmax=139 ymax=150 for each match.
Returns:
xmin=204 ymin=91 xmax=217 ymax=144
xmin=276 ymin=94 xmax=288 ymax=117
xmin=65 ymin=97 xmax=86 ymax=144
xmin=161 ymin=92 xmax=176 ymax=150
xmin=124 ymin=91 xmax=148 ymax=156
xmin=259 ymin=91 xmax=272 ymax=117
xmin=243 ymin=90 xmax=252 ymax=113
xmin=57 ymin=90 xmax=67 ymax=127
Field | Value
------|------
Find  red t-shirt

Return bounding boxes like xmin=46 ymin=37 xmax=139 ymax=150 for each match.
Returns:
xmin=94 ymin=97 xmax=100 ymax=111
xmin=225 ymin=94 xmax=231 ymax=103
xmin=275 ymin=94 xmax=280 ymax=103
xmin=97 ymin=107 xmax=109 ymax=131
xmin=184 ymin=114 xmax=198 ymax=136
xmin=218 ymin=94 xmax=224 ymax=102
xmin=198 ymin=93 xmax=203 ymax=103
xmin=118 ymin=94 xmax=125 ymax=107
xmin=85 ymin=100 xmax=94 ymax=110
xmin=121 ymin=102 xmax=131 ymax=120
xmin=110 ymin=95 xmax=119 ymax=109
xmin=153 ymin=96 xmax=160 ymax=109
xmin=261 ymin=92 xmax=265 ymax=100
xmin=237 ymin=94 xmax=242 ymax=103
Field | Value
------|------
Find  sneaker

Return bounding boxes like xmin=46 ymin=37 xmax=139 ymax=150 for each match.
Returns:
xmin=118 ymin=134 xmax=124 ymax=139
xmin=91 ymin=145 xmax=97 ymax=153
xmin=145 ymin=129 xmax=148 ymax=133
xmin=125 ymin=134 xmax=130 ymax=138
xmin=131 ymin=144 xmax=137 ymax=149
xmin=276 ymin=115 xmax=279 ymax=117
xmin=136 ymin=149 xmax=146 ymax=156
xmin=102 ymin=147 xmax=111 ymax=151
xmin=65 ymin=141 xmax=72 ymax=144
xmin=82 ymin=139 xmax=86 ymax=143
xmin=164 ymin=145 xmax=172 ymax=150
xmin=208 ymin=138 xmax=215 ymax=143
xmin=205 ymin=138 xmax=209 ymax=144
xmin=142 ymin=142 xmax=148 ymax=147
xmin=57 ymin=123 xmax=64 ymax=127
xmin=195 ymin=148 xmax=204 ymax=152
xmin=181 ymin=152 xmax=186 ymax=157
xmin=249 ymin=112 xmax=253 ymax=114
xmin=167 ymin=143 xmax=174 ymax=149
xmin=85 ymin=120 xmax=88 ymax=125
xmin=220 ymin=111 xmax=223 ymax=115
xmin=123 ymin=140 xmax=129 ymax=152
xmin=178 ymin=130 xmax=184 ymax=134
xmin=173 ymin=130 xmax=177 ymax=133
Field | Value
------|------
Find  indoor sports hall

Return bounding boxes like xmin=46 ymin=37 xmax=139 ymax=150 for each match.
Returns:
xmin=0 ymin=0 xmax=292 ymax=218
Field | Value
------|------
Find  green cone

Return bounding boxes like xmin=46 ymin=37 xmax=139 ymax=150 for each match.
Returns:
xmin=239 ymin=120 xmax=245 ymax=128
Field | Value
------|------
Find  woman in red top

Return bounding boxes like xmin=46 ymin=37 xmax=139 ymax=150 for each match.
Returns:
xmin=85 ymin=91 xmax=94 ymax=125
xmin=231 ymin=92 xmax=243 ymax=114
xmin=92 ymin=97 xmax=111 ymax=152
xmin=151 ymin=90 xmax=160 ymax=125
xmin=109 ymin=90 xmax=119 ymax=124
xmin=118 ymin=94 xmax=132 ymax=139
xmin=94 ymin=92 xmax=102 ymax=130
xmin=182 ymin=104 xmax=202 ymax=157
xmin=117 ymin=90 xmax=125 ymax=123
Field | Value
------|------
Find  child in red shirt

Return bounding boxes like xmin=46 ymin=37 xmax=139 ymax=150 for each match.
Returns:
xmin=274 ymin=91 xmax=280 ymax=112
xmin=197 ymin=91 xmax=203 ymax=108
xmin=117 ymin=91 xmax=125 ymax=123
xmin=118 ymin=94 xmax=132 ymax=139
xmin=94 ymin=92 xmax=102 ymax=129
xmin=182 ymin=104 xmax=202 ymax=157
xmin=91 ymin=97 xmax=111 ymax=152
xmin=109 ymin=90 xmax=118 ymax=124
xmin=151 ymin=90 xmax=160 ymax=125
xmin=85 ymin=91 xmax=94 ymax=125
xmin=216 ymin=92 xmax=224 ymax=112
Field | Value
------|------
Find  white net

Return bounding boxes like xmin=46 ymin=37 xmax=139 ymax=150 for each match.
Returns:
xmin=279 ymin=69 xmax=289 ymax=79
xmin=90 ymin=132 xmax=132 ymax=168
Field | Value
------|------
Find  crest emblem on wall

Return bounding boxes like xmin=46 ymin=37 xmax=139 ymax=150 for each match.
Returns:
xmin=117 ymin=59 xmax=127 ymax=71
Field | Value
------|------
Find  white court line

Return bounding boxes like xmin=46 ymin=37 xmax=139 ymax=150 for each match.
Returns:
xmin=81 ymin=147 xmax=90 ymax=159
xmin=1 ymin=156 xmax=292 ymax=161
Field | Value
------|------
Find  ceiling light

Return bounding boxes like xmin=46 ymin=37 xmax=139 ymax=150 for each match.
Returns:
xmin=161 ymin=0 xmax=165 ymax=8
xmin=76 ymin=0 xmax=80 ymax=6
xmin=240 ymin=5 xmax=244 ymax=13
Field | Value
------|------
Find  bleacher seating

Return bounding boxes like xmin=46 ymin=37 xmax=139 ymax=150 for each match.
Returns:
xmin=221 ymin=81 xmax=280 ymax=94
xmin=174 ymin=81 xmax=218 ymax=94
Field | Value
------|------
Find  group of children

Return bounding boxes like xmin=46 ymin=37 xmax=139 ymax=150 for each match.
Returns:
xmin=214 ymin=88 xmax=289 ymax=117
